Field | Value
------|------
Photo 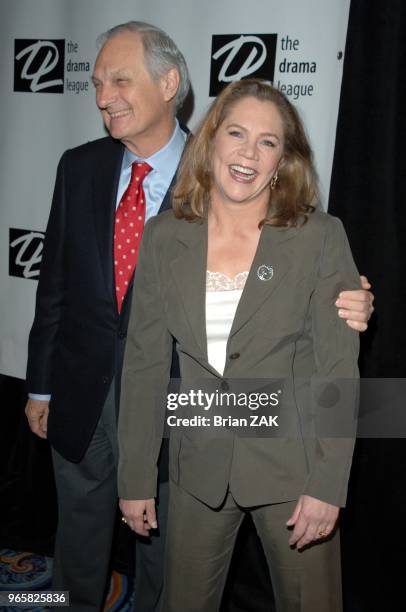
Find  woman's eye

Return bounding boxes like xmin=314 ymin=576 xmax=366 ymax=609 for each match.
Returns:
xmin=262 ymin=139 xmax=276 ymax=147
xmin=228 ymin=130 xmax=242 ymax=137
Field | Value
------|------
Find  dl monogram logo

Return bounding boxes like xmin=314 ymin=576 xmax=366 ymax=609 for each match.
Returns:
xmin=209 ymin=34 xmax=277 ymax=97
xmin=9 ymin=228 xmax=45 ymax=279
xmin=14 ymin=39 xmax=65 ymax=93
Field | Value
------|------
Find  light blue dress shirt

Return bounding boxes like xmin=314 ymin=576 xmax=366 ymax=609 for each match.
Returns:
xmin=29 ymin=121 xmax=187 ymax=401
xmin=116 ymin=119 xmax=187 ymax=218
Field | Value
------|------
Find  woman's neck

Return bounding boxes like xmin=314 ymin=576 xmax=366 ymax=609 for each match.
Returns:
xmin=208 ymin=197 xmax=266 ymax=236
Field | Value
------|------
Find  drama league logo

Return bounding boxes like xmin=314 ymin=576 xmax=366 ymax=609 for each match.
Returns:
xmin=9 ymin=228 xmax=45 ymax=279
xmin=209 ymin=34 xmax=277 ymax=96
xmin=14 ymin=39 xmax=65 ymax=93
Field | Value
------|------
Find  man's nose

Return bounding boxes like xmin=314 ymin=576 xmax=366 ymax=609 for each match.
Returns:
xmin=96 ymin=83 xmax=117 ymax=109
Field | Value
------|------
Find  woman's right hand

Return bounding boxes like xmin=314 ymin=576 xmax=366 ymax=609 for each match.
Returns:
xmin=119 ymin=498 xmax=157 ymax=536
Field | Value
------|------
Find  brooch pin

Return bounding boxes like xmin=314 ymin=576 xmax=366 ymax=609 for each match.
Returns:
xmin=257 ymin=265 xmax=274 ymax=281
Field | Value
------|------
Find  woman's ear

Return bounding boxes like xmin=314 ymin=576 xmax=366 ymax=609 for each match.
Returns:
xmin=277 ymin=155 xmax=286 ymax=170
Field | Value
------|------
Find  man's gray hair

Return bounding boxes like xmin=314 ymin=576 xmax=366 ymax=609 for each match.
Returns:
xmin=98 ymin=21 xmax=190 ymax=110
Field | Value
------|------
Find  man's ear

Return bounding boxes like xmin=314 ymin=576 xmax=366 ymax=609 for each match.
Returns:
xmin=160 ymin=68 xmax=180 ymax=103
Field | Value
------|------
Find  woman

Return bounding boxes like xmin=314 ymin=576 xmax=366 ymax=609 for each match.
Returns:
xmin=118 ymin=79 xmax=360 ymax=611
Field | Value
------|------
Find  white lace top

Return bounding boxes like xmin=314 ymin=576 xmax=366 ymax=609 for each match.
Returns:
xmin=205 ymin=270 xmax=248 ymax=375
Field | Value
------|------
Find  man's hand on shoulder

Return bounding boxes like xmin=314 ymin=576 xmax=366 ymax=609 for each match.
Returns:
xmin=25 ymin=398 xmax=49 ymax=439
xmin=335 ymin=275 xmax=374 ymax=331
xmin=119 ymin=498 xmax=157 ymax=536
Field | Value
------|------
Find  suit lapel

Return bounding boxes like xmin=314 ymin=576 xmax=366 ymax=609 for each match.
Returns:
xmin=158 ymin=171 xmax=176 ymax=214
xmin=168 ymin=220 xmax=298 ymax=364
xmin=158 ymin=128 xmax=192 ymax=214
xmin=92 ymin=140 xmax=124 ymax=312
xmin=229 ymin=224 xmax=298 ymax=338
xmin=170 ymin=219 xmax=209 ymax=361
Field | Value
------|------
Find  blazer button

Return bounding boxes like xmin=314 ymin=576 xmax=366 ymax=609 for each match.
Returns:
xmin=220 ymin=380 xmax=230 ymax=391
xmin=229 ymin=352 xmax=240 ymax=360
xmin=118 ymin=330 xmax=126 ymax=339
xmin=102 ymin=376 xmax=110 ymax=385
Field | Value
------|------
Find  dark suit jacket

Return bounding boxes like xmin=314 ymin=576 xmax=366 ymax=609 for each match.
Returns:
xmin=26 ymin=135 xmax=179 ymax=467
xmin=118 ymin=209 xmax=360 ymax=508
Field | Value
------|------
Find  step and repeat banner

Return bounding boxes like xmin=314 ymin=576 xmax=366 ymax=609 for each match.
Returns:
xmin=0 ymin=0 xmax=350 ymax=378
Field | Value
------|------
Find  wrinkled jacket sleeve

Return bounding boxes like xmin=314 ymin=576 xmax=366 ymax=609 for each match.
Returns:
xmin=26 ymin=153 xmax=68 ymax=393
xmin=303 ymin=216 xmax=360 ymax=507
xmin=118 ymin=217 xmax=172 ymax=499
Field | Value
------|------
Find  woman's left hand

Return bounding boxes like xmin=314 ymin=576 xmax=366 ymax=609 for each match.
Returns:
xmin=286 ymin=495 xmax=339 ymax=549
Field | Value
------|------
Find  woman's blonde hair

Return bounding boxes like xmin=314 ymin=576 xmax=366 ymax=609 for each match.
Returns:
xmin=173 ymin=79 xmax=318 ymax=226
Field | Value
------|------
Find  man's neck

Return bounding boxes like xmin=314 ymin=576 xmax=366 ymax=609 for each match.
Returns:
xmin=121 ymin=118 xmax=177 ymax=159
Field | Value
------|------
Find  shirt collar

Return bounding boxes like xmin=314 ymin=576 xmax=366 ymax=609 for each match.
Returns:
xmin=121 ymin=119 xmax=187 ymax=178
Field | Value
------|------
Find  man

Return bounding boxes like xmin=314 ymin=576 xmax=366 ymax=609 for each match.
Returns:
xmin=25 ymin=22 xmax=188 ymax=612
xmin=25 ymin=20 xmax=373 ymax=612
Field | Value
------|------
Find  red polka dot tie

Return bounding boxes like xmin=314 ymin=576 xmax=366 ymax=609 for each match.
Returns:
xmin=114 ymin=161 xmax=152 ymax=312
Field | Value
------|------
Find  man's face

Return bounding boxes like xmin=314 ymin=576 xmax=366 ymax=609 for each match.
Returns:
xmin=92 ymin=31 xmax=177 ymax=157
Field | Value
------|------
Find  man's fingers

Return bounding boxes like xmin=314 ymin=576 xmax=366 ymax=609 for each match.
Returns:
xmin=27 ymin=420 xmax=47 ymax=438
xmin=338 ymin=308 xmax=370 ymax=321
xmin=345 ymin=319 xmax=368 ymax=332
xmin=336 ymin=290 xmax=375 ymax=326
xmin=25 ymin=399 xmax=49 ymax=439
xmin=336 ymin=291 xmax=374 ymax=328
xmin=336 ymin=296 xmax=372 ymax=312
xmin=337 ymin=288 xmax=371 ymax=301
xmin=31 ymin=419 xmax=48 ymax=438
xmin=359 ymin=275 xmax=371 ymax=290
xmin=34 ymin=427 xmax=48 ymax=439
xmin=40 ymin=412 xmax=49 ymax=433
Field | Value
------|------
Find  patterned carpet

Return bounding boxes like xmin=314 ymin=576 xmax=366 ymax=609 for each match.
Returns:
xmin=0 ymin=549 xmax=134 ymax=611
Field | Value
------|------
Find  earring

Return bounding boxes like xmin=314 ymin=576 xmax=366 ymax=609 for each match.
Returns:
xmin=270 ymin=172 xmax=278 ymax=190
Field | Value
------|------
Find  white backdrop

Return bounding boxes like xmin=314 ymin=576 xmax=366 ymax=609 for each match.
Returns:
xmin=0 ymin=0 xmax=350 ymax=378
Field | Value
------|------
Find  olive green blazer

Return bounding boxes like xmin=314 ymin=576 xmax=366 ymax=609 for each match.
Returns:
xmin=118 ymin=209 xmax=359 ymax=508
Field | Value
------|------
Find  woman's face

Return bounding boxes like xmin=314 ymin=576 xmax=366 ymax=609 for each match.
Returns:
xmin=211 ymin=96 xmax=284 ymax=209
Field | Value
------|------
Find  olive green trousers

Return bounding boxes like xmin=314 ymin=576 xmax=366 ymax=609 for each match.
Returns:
xmin=161 ymin=480 xmax=342 ymax=612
